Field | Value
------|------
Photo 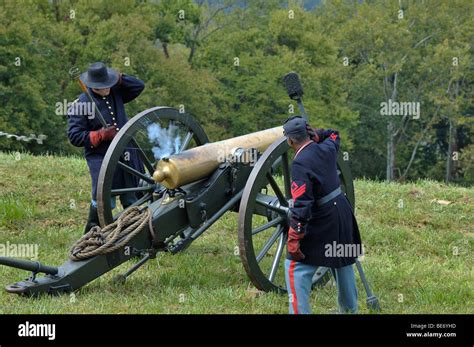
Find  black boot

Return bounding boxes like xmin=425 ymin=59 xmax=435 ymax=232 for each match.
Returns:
xmin=84 ymin=204 xmax=100 ymax=234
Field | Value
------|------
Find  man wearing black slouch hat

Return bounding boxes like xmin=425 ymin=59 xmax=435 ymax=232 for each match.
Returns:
xmin=67 ymin=62 xmax=145 ymax=234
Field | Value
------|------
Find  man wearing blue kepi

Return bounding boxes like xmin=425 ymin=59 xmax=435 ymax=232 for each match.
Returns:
xmin=67 ymin=62 xmax=145 ymax=234
xmin=282 ymin=115 xmax=362 ymax=314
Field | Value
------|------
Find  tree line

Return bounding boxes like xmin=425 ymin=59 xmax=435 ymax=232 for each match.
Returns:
xmin=0 ymin=0 xmax=472 ymax=184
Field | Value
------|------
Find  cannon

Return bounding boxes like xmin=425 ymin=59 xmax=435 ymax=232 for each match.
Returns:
xmin=0 ymin=73 xmax=357 ymax=297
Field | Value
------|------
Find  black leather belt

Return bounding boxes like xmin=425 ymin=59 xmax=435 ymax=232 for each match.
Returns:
xmin=315 ymin=187 xmax=342 ymax=206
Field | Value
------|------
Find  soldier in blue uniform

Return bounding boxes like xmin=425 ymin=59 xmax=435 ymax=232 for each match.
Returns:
xmin=67 ymin=62 xmax=145 ymax=233
xmin=283 ymin=116 xmax=362 ymax=314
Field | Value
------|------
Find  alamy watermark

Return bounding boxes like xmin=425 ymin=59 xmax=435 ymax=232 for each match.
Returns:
xmin=380 ymin=99 xmax=420 ymax=119
xmin=55 ymin=99 xmax=95 ymax=118
xmin=217 ymin=147 xmax=258 ymax=166
xmin=324 ymin=241 xmax=363 ymax=258
xmin=18 ymin=321 xmax=55 ymax=341
xmin=0 ymin=241 xmax=39 ymax=259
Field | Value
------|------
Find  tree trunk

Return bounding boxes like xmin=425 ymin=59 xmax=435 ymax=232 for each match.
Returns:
xmin=452 ymin=125 xmax=458 ymax=180
xmin=445 ymin=119 xmax=452 ymax=184
xmin=445 ymin=119 xmax=458 ymax=184
xmin=387 ymin=120 xmax=395 ymax=181
xmin=401 ymin=106 xmax=440 ymax=180
xmin=446 ymin=80 xmax=460 ymax=183
xmin=188 ymin=43 xmax=196 ymax=65
xmin=52 ymin=0 xmax=61 ymax=22
xmin=162 ymin=43 xmax=170 ymax=59
xmin=385 ymin=72 xmax=398 ymax=182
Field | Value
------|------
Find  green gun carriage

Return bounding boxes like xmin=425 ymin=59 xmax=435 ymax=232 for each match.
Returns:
xmin=1 ymin=73 xmax=361 ymax=301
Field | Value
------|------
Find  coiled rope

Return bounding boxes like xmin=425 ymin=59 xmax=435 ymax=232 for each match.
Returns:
xmin=69 ymin=207 xmax=151 ymax=261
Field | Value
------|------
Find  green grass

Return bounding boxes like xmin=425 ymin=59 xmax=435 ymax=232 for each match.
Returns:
xmin=0 ymin=152 xmax=472 ymax=314
xmin=0 ymin=193 xmax=36 ymax=230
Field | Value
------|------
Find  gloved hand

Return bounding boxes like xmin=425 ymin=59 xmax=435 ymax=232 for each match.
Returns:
xmin=89 ymin=125 xmax=117 ymax=147
xmin=287 ymin=227 xmax=305 ymax=261
xmin=320 ymin=128 xmax=339 ymax=142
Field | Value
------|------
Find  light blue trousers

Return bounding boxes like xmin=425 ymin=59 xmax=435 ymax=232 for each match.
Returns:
xmin=284 ymin=259 xmax=358 ymax=314
xmin=91 ymin=198 xmax=116 ymax=209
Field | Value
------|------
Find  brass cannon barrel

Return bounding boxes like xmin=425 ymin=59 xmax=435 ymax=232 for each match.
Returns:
xmin=153 ymin=126 xmax=284 ymax=189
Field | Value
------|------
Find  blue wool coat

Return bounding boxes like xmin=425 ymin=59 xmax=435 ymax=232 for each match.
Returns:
xmin=67 ymin=75 xmax=145 ymax=202
xmin=287 ymin=130 xmax=362 ymax=268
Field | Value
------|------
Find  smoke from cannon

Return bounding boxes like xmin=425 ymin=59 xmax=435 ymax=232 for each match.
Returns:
xmin=147 ymin=122 xmax=182 ymax=160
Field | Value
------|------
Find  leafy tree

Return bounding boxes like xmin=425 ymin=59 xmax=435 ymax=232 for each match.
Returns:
xmin=0 ymin=0 xmax=472 ymax=185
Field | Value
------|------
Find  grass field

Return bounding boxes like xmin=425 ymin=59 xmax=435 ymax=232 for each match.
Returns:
xmin=0 ymin=152 xmax=472 ymax=314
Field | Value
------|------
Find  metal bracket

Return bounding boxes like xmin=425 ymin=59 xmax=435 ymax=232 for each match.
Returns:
xmin=27 ymin=271 xmax=39 ymax=283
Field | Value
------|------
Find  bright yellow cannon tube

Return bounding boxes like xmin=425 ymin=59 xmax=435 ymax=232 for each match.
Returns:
xmin=152 ymin=126 xmax=284 ymax=189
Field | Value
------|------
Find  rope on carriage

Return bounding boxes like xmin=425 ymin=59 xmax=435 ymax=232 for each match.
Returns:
xmin=69 ymin=207 xmax=150 ymax=261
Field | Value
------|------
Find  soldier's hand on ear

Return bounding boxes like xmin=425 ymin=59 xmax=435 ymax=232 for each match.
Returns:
xmin=306 ymin=123 xmax=317 ymax=141
xmin=306 ymin=123 xmax=325 ymax=143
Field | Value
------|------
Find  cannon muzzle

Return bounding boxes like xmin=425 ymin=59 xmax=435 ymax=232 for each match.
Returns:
xmin=0 ymin=257 xmax=58 ymax=276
